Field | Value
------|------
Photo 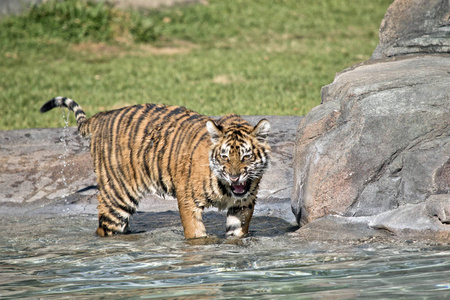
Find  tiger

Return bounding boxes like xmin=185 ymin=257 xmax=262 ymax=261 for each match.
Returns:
xmin=40 ymin=97 xmax=271 ymax=239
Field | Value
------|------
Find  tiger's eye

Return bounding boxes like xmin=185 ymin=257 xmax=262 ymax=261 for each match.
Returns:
xmin=242 ymin=154 xmax=252 ymax=161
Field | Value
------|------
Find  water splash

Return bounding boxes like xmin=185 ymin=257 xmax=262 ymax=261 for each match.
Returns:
xmin=57 ymin=108 xmax=75 ymax=210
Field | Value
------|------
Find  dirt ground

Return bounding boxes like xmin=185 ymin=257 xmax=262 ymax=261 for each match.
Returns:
xmin=111 ymin=0 xmax=204 ymax=9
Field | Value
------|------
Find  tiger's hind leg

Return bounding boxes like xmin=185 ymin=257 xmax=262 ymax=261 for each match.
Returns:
xmin=95 ymin=193 xmax=136 ymax=237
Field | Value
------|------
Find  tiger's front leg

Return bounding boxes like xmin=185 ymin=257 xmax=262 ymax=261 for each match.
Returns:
xmin=177 ymin=198 xmax=207 ymax=239
xmin=226 ymin=202 xmax=255 ymax=237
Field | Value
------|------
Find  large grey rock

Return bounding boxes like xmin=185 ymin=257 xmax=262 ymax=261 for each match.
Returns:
xmin=292 ymin=0 xmax=450 ymax=240
xmin=372 ymin=0 xmax=450 ymax=59
xmin=367 ymin=194 xmax=450 ymax=238
xmin=291 ymin=54 xmax=450 ymax=237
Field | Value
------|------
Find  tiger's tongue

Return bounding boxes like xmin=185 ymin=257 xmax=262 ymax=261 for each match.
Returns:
xmin=232 ymin=182 xmax=246 ymax=194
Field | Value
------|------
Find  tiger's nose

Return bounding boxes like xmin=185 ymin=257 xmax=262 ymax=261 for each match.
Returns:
xmin=230 ymin=175 xmax=240 ymax=183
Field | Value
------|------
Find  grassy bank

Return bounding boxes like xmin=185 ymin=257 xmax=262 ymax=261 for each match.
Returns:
xmin=0 ymin=0 xmax=391 ymax=130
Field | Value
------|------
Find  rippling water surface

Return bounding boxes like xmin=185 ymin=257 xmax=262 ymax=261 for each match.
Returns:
xmin=1 ymin=213 xmax=449 ymax=299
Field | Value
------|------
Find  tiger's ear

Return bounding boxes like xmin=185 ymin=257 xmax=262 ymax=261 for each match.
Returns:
xmin=252 ymin=119 xmax=270 ymax=142
xmin=206 ymin=120 xmax=223 ymax=144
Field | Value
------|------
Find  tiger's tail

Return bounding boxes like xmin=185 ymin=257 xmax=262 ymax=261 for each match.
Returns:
xmin=40 ymin=96 xmax=89 ymax=136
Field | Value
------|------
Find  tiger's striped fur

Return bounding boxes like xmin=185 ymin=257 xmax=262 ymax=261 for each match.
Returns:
xmin=40 ymin=97 xmax=271 ymax=238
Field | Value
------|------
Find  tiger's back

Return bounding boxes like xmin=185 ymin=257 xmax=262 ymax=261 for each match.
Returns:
xmin=41 ymin=97 xmax=271 ymax=238
xmin=84 ymin=103 xmax=212 ymax=202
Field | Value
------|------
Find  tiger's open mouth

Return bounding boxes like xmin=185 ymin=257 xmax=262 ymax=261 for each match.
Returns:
xmin=231 ymin=180 xmax=251 ymax=196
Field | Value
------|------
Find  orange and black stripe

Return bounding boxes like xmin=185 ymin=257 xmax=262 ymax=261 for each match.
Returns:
xmin=40 ymin=97 xmax=270 ymax=238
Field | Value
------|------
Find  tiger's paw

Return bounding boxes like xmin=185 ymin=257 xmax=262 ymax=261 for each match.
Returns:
xmin=95 ymin=226 xmax=115 ymax=237
xmin=183 ymin=230 xmax=208 ymax=240
xmin=226 ymin=227 xmax=246 ymax=238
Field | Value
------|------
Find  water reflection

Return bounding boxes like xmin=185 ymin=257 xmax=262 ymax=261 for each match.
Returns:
xmin=1 ymin=213 xmax=449 ymax=299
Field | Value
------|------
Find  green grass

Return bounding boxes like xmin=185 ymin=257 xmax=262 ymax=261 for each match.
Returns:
xmin=0 ymin=0 xmax=392 ymax=130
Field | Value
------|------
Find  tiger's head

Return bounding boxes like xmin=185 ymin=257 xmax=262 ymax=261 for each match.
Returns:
xmin=206 ymin=118 xmax=271 ymax=198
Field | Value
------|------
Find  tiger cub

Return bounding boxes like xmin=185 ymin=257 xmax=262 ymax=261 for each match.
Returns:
xmin=40 ymin=97 xmax=271 ymax=239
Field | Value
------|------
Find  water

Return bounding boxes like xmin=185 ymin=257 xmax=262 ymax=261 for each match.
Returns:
xmin=1 ymin=212 xmax=449 ymax=299
xmin=2 ymin=110 xmax=449 ymax=298
xmin=58 ymin=108 xmax=75 ymax=196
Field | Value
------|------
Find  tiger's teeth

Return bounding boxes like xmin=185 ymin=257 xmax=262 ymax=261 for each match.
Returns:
xmin=232 ymin=181 xmax=247 ymax=194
